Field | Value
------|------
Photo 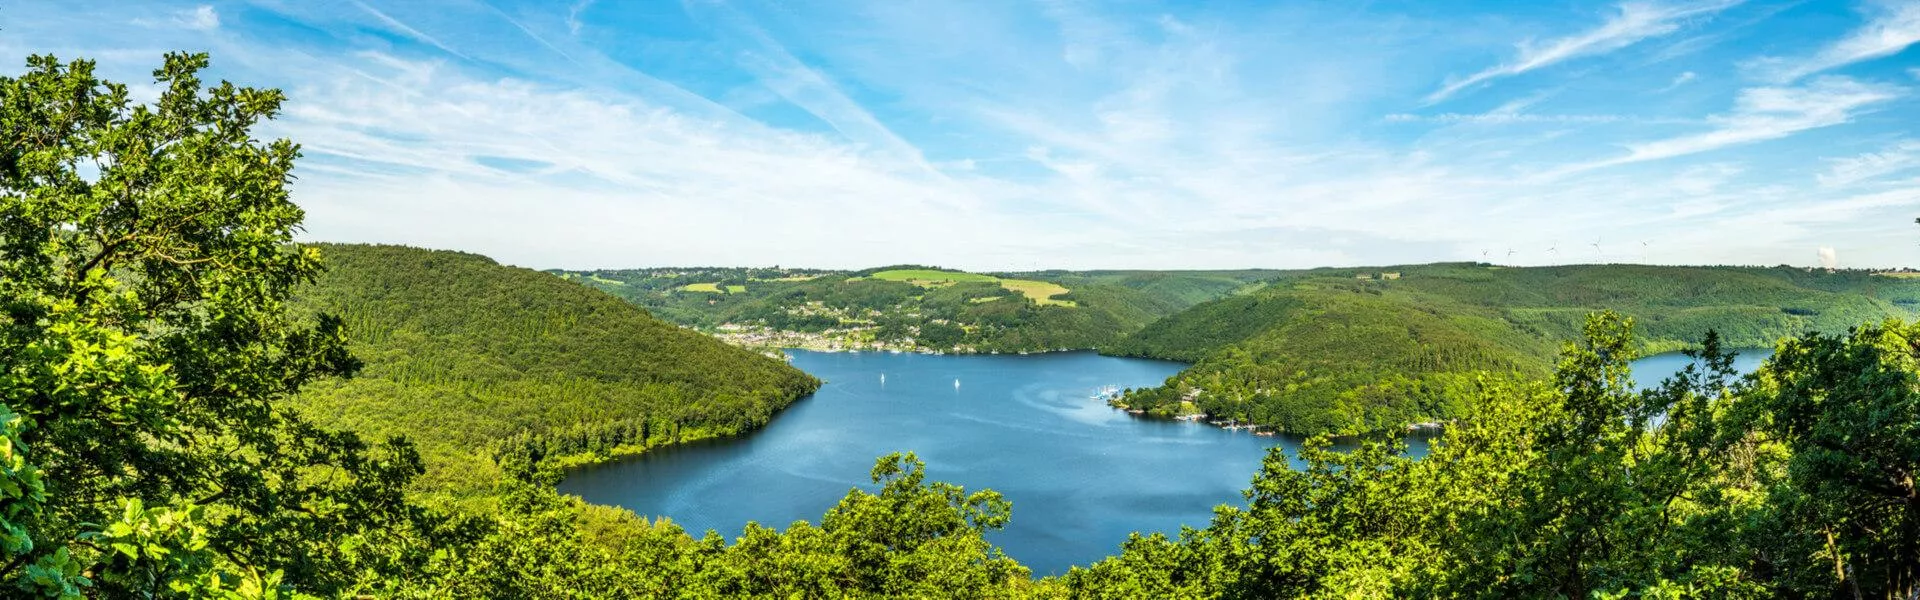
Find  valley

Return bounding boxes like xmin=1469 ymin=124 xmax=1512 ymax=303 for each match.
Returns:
xmin=12 ymin=18 xmax=1920 ymax=595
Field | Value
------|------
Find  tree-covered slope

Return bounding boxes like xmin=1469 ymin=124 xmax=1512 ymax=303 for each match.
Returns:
xmin=553 ymin=265 xmax=1277 ymax=353
xmin=1111 ymin=263 xmax=1920 ymax=435
xmin=292 ymin=244 xmax=820 ymax=490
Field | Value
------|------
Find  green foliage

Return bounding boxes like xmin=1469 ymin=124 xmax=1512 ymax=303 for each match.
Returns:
xmin=1059 ymin=315 xmax=1919 ymax=599
xmin=1 ymin=52 xmax=422 ymax=598
xmin=1746 ymin=321 xmax=1920 ymax=596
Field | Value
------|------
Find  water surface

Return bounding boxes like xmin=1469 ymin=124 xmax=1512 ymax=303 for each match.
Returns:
xmin=562 ymin=350 xmax=1297 ymax=574
xmin=1629 ymin=347 xmax=1774 ymax=390
xmin=561 ymin=347 xmax=1769 ymax=574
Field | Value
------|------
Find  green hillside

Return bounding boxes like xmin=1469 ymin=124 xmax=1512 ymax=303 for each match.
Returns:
xmin=1110 ymin=263 xmax=1920 ymax=435
xmin=291 ymin=244 xmax=820 ymax=491
xmin=553 ymin=265 xmax=1279 ymax=353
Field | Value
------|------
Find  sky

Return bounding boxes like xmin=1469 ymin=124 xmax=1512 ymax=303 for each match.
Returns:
xmin=7 ymin=0 xmax=1920 ymax=271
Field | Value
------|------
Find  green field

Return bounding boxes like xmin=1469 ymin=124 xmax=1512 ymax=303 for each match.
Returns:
xmin=999 ymin=278 xmax=1075 ymax=306
xmin=868 ymin=269 xmax=1001 ymax=284
xmin=725 ymin=285 xmax=747 ymax=293
xmin=681 ymin=282 xmax=723 ymax=293
xmin=870 ymin=269 xmax=1074 ymax=306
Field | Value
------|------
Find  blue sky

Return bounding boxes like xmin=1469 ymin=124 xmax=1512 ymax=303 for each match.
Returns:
xmin=8 ymin=1 xmax=1920 ymax=270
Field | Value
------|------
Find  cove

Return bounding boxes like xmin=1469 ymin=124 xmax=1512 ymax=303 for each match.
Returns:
xmin=559 ymin=347 xmax=1770 ymax=575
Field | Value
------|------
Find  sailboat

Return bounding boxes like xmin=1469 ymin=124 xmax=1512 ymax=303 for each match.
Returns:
xmin=953 ymin=378 xmax=961 ymax=390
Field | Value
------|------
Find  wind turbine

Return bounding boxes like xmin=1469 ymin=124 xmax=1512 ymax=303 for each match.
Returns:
xmin=1506 ymin=248 xmax=1516 ymax=261
xmin=1591 ymin=238 xmax=1604 ymax=261
xmin=1640 ymin=241 xmax=1650 ymax=264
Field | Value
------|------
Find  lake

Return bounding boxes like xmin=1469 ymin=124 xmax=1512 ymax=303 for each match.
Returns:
xmin=559 ymin=347 xmax=1770 ymax=574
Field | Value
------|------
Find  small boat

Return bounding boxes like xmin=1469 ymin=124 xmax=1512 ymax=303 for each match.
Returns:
xmin=953 ymin=378 xmax=961 ymax=390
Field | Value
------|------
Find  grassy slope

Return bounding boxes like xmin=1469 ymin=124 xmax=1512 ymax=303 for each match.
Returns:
xmin=1112 ymin=263 xmax=1920 ymax=434
xmin=291 ymin=244 xmax=820 ymax=492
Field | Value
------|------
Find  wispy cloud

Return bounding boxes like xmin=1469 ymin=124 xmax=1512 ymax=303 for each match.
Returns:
xmin=680 ymin=0 xmax=942 ymax=178
xmin=1658 ymin=70 xmax=1698 ymax=91
xmin=567 ymin=0 xmax=596 ymax=35
xmin=1820 ymin=140 xmax=1920 ymax=187
xmin=16 ymin=0 xmax=1919 ymax=269
xmin=1427 ymin=0 xmax=1741 ymax=103
xmin=273 ymin=53 xmax=1018 ymax=268
xmin=350 ymin=0 xmax=473 ymax=61
xmin=1750 ymin=0 xmax=1920 ymax=83
xmin=132 ymin=5 xmax=219 ymax=31
xmin=1385 ymin=112 xmax=1676 ymax=124
xmin=1564 ymin=77 xmax=1902 ymax=172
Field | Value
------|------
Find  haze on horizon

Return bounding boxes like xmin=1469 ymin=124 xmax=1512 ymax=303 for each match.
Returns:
xmin=9 ymin=0 xmax=1920 ymax=271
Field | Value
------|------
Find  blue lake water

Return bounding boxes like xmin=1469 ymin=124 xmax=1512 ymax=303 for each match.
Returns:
xmin=559 ymin=347 xmax=1771 ymax=574
xmin=1628 ymin=347 xmax=1774 ymax=390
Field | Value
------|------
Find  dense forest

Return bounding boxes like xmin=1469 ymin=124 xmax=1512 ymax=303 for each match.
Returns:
xmin=5 ymin=53 xmax=1918 ymax=598
xmin=553 ymin=265 xmax=1275 ymax=354
xmin=1107 ymin=263 xmax=1920 ymax=436
xmin=291 ymin=244 xmax=820 ymax=492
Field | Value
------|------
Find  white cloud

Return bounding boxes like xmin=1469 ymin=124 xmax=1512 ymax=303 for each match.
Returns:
xmin=1751 ymin=1 xmax=1920 ymax=83
xmin=1659 ymin=70 xmax=1698 ymax=91
xmin=1567 ymin=77 xmax=1902 ymax=172
xmin=268 ymin=54 xmax=1037 ymax=269
xmin=1428 ymin=0 xmax=1741 ymax=103
xmin=1820 ymin=140 xmax=1920 ymax=187
xmin=133 ymin=5 xmax=219 ymax=30
xmin=1386 ymin=112 xmax=1653 ymax=124
xmin=568 ymin=0 xmax=597 ymax=35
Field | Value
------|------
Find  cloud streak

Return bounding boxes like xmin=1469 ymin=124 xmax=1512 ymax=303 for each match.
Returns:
xmin=1752 ymin=0 xmax=1920 ymax=83
xmin=1821 ymin=140 xmax=1920 ymax=187
xmin=350 ymin=0 xmax=474 ymax=61
xmin=132 ymin=5 xmax=220 ymax=31
xmin=1427 ymin=0 xmax=1741 ymax=103
xmin=1563 ymin=77 xmax=1902 ymax=173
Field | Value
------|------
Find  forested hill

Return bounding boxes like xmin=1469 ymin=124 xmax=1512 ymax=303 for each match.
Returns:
xmin=553 ymin=265 xmax=1277 ymax=353
xmin=1110 ymin=262 xmax=1920 ymax=435
xmin=291 ymin=244 xmax=820 ymax=491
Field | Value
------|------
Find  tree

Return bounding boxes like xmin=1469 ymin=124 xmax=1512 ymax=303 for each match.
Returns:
xmin=1 ymin=53 xmax=425 ymax=597
xmin=1749 ymin=321 xmax=1920 ymax=597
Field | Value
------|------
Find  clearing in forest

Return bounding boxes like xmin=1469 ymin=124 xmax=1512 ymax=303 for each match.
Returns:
xmin=869 ymin=269 xmax=1075 ymax=307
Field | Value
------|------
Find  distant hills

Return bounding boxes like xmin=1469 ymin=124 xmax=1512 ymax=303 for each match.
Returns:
xmin=552 ymin=265 xmax=1278 ymax=353
xmin=544 ymin=259 xmax=1920 ymax=438
xmin=291 ymin=244 xmax=820 ymax=492
xmin=1107 ymin=262 xmax=1920 ymax=435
